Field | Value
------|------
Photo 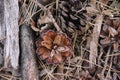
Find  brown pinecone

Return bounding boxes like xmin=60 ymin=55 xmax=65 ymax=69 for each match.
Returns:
xmin=36 ymin=30 xmax=72 ymax=64
xmin=54 ymin=0 xmax=87 ymax=31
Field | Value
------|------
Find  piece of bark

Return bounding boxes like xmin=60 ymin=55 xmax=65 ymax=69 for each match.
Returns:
xmin=4 ymin=0 xmax=19 ymax=69
xmin=20 ymin=25 xmax=39 ymax=80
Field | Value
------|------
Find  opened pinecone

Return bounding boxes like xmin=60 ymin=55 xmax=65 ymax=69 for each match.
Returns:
xmin=36 ymin=30 xmax=72 ymax=64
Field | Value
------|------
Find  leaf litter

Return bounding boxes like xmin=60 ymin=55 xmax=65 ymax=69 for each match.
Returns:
xmin=1 ymin=0 xmax=120 ymax=80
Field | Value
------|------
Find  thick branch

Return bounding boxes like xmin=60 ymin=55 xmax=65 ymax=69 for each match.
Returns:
xmin=4 ymin=0 xmax=19 ymax=69
xmin=20 ymin=25 xmax=39 ymax=80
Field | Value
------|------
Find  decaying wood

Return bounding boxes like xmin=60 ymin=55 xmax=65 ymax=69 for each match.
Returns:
xmin=20 ymin=25 xmax=39 ymax=80
xmin=4 ymin=0 xmax=19 ymax=69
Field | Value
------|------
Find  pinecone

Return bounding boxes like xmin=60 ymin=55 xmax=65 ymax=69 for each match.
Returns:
xmin=36 ymin=30 xmax=72 ymax=64
xmin=54 ymin=0 xmax=87 ymax=31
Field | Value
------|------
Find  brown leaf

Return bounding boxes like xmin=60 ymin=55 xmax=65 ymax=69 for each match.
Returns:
xmin=113 ymin=42 xmax=119 ymax=52
xmin=108 ymin=27 xmax=118 ymax=37
xmin=100 ymin=0 xmax=109 ymax=5
xmin=86 ymin=6 xmax=98 ymax=14
xmin=102 ymin=10 xmax=113 ymax=17
xmin=113 ymin=20 xmax=120 ymax=29
xmin=80 ymin=70 xmax=93 ymax=80
xmin=104 ymin=18 xmax=113 ymax=26
xmin=100 ymin=37 xmax=111 ymax=45
xmin=30 ymin=19 xmax=39 ymax=32
xmin=39 ymin=9 xmax=61 ymax=31
xmin=90 ymin=0 xmax=96 ymax=5
xmin=100 ymin=25 xmax=109 ymax=36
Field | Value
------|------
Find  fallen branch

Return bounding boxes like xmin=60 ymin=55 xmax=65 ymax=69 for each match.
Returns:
xmin=89 ymin=14 xmax=103 ymax=68
xmin=4 ymin=0 xmax=19 ymax=69
xmin=20 ymin=25 xmax=39 ymax=80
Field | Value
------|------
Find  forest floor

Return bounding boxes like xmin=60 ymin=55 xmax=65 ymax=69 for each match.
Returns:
xmin=1 ymin=0 xmax=120 ymax=80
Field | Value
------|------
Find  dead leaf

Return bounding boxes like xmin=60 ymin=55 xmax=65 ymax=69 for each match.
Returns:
xmin=113 ymin=42 xmax=119 ymax=52
xmin=100 ymin=0 xmax=109 ymax=5
xmin=38 ymin=10 xmax=61 ymax=31
xmin=102 ymin=10 xmax=113 ymax=17
xmin=86 ymin=6 xmax=98 ymax=14
xmin=100 ymin=37 xmax=111 ymax=45
xmin=108 ymin=27 xmax=118 ymax=37
xmin=30 ymin=19 xmax=39 ymax=31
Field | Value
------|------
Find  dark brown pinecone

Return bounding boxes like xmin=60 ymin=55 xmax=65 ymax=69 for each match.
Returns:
xmin=53 ymin=0 xmax=87 ymax=32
